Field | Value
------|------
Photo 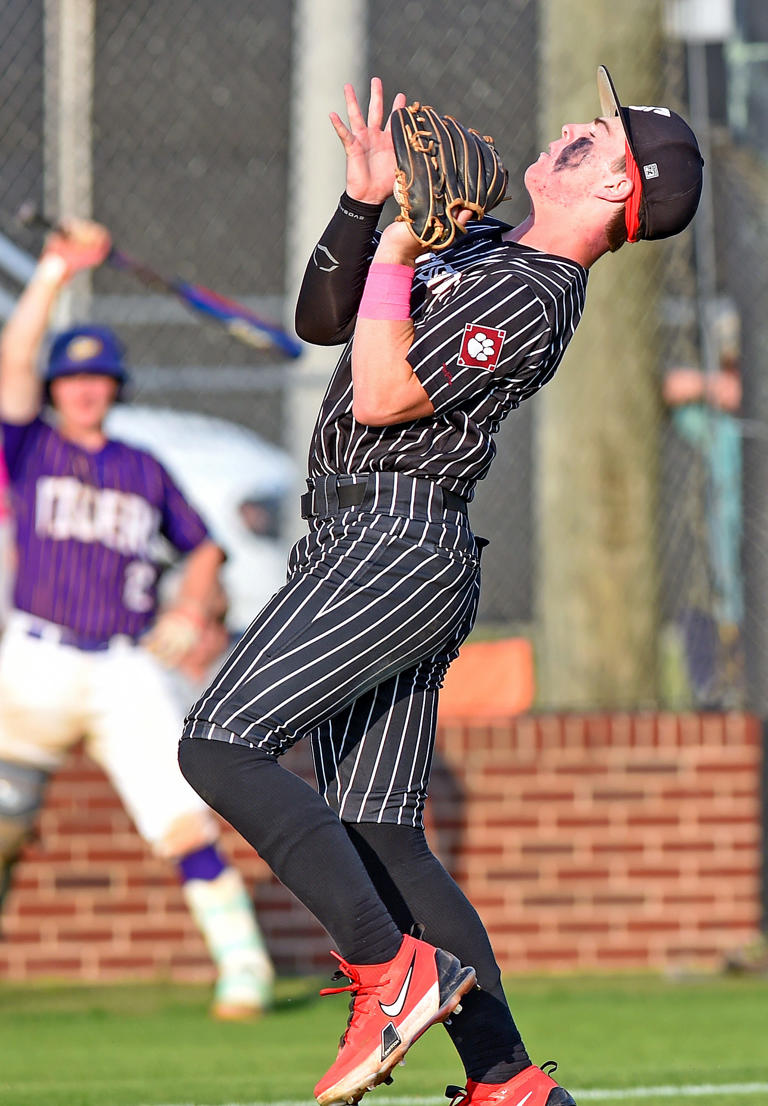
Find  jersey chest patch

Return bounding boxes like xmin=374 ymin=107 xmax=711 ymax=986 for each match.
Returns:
xmin=457 ymin=323 xmax=506 ymax=371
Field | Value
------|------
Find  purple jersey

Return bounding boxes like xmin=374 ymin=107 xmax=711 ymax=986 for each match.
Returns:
xmin=0 ymin=446 xmax=9 ymax=521
xmin=1 ymin=416 xmax=209 ymax=641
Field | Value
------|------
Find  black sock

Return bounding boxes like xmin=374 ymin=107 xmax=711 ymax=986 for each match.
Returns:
xmin=344 ymin=821 xmax=531 ymax=1083
xmin=178 ymin=739 xmax=402 ymax=965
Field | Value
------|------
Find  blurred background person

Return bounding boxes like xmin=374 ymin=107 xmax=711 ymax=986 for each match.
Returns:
xmin=0 ymin=217 xmax=274 ymax=1020
xmin=663 ymin=298 xmax=744 ymax=707
xmin=0 ymin=446 xmax=11 ymax=632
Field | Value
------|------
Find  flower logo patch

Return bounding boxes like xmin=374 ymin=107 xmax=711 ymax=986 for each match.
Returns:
xmin=457 ymin=323 xmax=506 ymax=371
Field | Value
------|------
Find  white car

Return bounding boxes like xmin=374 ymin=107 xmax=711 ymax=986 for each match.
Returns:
xmin=105 ymin=405 xmax=296 ymax=633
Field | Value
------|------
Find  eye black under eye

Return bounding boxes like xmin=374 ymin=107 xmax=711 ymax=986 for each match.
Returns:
xmin=552 ymin=136 xmax=594 ymax=171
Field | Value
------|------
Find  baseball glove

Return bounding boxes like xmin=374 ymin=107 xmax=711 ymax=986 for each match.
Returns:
xmin=391 ymin=102 xmax=508 ymax=251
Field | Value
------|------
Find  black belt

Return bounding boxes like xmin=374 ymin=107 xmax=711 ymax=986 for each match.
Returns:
xmin=300 ymin=478 xmax=467 ymax=519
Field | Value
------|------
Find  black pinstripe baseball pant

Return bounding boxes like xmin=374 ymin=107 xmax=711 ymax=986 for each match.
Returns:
xmin=182 ymin=471 xmax=483 ymax=826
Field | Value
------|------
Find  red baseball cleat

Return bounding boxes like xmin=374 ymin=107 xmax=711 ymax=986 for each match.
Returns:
xmin=446 ymin=1063 xmax=577 ymax=1106
xmin=314 ymin=934 xmax=477 ymax=1106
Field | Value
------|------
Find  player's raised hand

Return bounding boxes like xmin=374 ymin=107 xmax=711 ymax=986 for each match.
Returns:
xmin=40 ymin=217 xmax=112 ymax=283
xmin=330 ymin=77 xmax=407 ymax=206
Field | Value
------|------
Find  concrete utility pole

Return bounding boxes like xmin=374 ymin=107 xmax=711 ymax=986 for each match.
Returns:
xmin=535 ymin=0 xmax=666 ymax=707
xmin=284 ymin=0 xmax=367 ymax=541
xmin=43 ymin=0 xmax=95 ymax=324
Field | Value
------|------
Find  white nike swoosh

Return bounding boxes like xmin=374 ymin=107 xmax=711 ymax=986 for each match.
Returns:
xmin=513 ymin=1093 xmax=533 ymax=1106
xmin=379 ymin=953 xmax=416 ymax=1018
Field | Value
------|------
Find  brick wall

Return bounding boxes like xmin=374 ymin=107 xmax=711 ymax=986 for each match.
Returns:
xmin=1 ymin=712 xmax=763 ymax=981
xmin=434 ymin=712 xmax=763 ymax=972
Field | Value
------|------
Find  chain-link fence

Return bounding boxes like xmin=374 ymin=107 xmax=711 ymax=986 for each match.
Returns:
xmin=0 ymin=0 xmax=766 ymax=712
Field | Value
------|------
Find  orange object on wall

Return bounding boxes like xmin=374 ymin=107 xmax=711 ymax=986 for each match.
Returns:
xmin=439 ymin=638 xmax=535 ymax=718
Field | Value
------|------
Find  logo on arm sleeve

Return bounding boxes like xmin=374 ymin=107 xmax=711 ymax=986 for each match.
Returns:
xmin=457 ymin=323 xmax=506 ymax=371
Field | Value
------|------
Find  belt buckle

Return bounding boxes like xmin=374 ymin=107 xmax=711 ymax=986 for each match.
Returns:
xmin=300 ymin=477 xmax=319 ymax=520
xmin=300 ymin=489 xmax=315 ymax=520
xmin=25 ymin=620 xmax=62 ymax=645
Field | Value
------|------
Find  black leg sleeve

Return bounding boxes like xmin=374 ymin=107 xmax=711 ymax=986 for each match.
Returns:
xmin=178 ymin=739 xmax=402 ymax=965
xmin=344 ymin=821 xmax=531 ymax=1083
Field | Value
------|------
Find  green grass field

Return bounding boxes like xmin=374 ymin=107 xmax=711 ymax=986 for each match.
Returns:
xmin=1 ymin=973 xmax=767 ymax=1106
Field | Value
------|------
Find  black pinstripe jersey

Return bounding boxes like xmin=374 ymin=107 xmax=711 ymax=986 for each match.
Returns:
xmin=308 ymin=217 xmax=588 ymax=502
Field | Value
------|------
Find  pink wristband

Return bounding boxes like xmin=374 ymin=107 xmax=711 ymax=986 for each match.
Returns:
xmin=357 ymin=263 xmax=414 ymax=321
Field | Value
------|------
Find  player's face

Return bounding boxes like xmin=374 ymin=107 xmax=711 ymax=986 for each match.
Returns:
xmin=524 ymin=115 xmax=626 ymax=204
xmin=50 ymin=373 xmax=119 ymax=430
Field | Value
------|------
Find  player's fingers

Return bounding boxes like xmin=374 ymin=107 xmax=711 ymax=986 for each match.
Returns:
xmin=56 ymin=218 xmax=111 ymax=258
xmin=367 ymin=76 xmax=384 ymax=129
xmin=56 ymin=216 xmax=89 ymax=245
xmin=329 ymin=112 xmax=350 ymax=139
xmin=59 ymin=215 xmax=103 ymax=239
xmin=343 ymin=82 xmax=366 ymax=132
xmin=385 ymin=92 xmax=407 ymax=132
xmin=329 ymin=112 xmax=356 ymax=151
xmin=84 ymin=226 xmax=112 ymax=257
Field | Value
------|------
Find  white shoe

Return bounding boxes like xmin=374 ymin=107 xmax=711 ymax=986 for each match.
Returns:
xmin=211 ymin=960 xmax=274 ymax=1021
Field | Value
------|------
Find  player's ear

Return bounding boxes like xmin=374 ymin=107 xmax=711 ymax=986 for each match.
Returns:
xmin=595 ymin=173 xmax=634 ymax=205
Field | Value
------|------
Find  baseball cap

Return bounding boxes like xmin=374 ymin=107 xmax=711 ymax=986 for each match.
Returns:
xmin=597 ymin=65 xmax=703 ymax=242
xmin=45 ymin=324 xmax=129 ymax=392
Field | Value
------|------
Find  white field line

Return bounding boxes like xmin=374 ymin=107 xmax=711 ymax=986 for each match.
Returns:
xmin=133 ymin=1086 xmax=768 ymax=1106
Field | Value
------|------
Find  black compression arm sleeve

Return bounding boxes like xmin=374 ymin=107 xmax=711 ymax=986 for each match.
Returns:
xmin=294 ymin=193 xmax=384 ymax=346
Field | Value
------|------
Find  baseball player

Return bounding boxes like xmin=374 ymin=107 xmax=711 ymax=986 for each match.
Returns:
xmin=179 ymin=70 xmax=703 ymax=1106
xmin=0 ymin=448 xmax=11 ymax=630
xmin=0 ymin=218 xmax=274 ymax=1020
